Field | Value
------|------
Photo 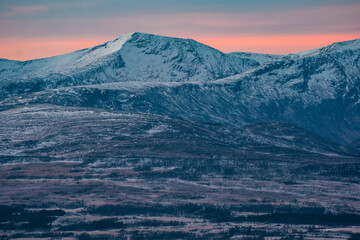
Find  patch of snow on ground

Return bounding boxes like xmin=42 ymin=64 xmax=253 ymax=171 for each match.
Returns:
xmin=147 ymin=125 xmax=168 ymax=134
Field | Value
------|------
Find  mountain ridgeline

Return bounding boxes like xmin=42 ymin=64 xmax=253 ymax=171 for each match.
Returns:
xmin=1 ymin=32 xmax=360 ymax=146
xmin=0 ymin=32 xmax=258 ymax=99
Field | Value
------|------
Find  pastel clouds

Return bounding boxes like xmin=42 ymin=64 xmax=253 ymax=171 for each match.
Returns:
xmin=5 ymin=5 xmax=50 ymax=17
xmin=0 ymin=1 xmax=359 ymax=60
xmin=0 ymin=38 xmax=108 ymax=61
xmin=195 ymin=34 xmax=360 ymax=54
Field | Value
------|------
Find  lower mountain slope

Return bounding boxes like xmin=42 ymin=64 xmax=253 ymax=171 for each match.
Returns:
xmin=0 ymin=105 xmax=354 ymax=164
xmin=346 ymin=139 xmax=360 ymax=155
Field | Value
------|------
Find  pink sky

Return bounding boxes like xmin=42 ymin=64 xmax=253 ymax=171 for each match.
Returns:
xmin=195 ymin=34 xmax=360 ymax=53
xmin=0 ymin=2 xmax=359 ymax=60
xmin=0 ymin=34 xmax=359 ymax=61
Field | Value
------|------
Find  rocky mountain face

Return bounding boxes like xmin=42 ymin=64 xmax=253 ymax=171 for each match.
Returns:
xmin=220 ymin=38 xmax=360 ymax=144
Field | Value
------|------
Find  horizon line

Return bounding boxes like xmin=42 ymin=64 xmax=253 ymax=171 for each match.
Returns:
xmin=0 ymin=33 xmax=359 ymax=61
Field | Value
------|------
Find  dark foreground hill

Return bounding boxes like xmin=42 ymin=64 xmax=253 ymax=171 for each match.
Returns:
xmin=0 ymin=104 xmax=353 ymax=163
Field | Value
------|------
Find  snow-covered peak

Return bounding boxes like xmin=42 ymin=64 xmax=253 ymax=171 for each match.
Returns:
xmin=291 ymin=38 xmax=360 ymax=58
xmin=0 ymin=33 xmax=135 ymax=78
xmin=0 ymin=32 xmax=260 ymax=96
xmin=329 ymin=38 xmax=360 ymax=51
xmin=65 ymin=32 xmax=134 ymax=67
xmin=28 ymin=32 xmax=134 ymax=70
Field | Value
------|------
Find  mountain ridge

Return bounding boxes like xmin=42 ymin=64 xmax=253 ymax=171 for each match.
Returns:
xmin=1 ymin=33 xmax=360 ymax=144
xmin=0 ymin=32 xmax=268 ymax=100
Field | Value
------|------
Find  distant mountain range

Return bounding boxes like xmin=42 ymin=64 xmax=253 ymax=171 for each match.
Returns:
xmin=1 ymin=32 xmax=359 ymax=149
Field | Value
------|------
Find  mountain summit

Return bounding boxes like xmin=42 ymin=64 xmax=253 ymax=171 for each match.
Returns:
xmin=0 ymin=32 xmax=265 ymax=99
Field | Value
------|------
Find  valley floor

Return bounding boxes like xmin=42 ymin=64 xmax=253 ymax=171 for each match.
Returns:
xmin=0 ymin=158 xmax=359 ymax=239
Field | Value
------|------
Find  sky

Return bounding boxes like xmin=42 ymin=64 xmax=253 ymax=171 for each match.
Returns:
xmin=0 ymin=0 xmax=359 ymax=60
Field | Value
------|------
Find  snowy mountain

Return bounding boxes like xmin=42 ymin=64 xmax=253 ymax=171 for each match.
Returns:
xmin=217 ymin=38 xmax=360 ymax=144
xmin=1 ymin=34 xmax=359 ymax=144
xmin=0 ymin=32 xmax=266 ymax=100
